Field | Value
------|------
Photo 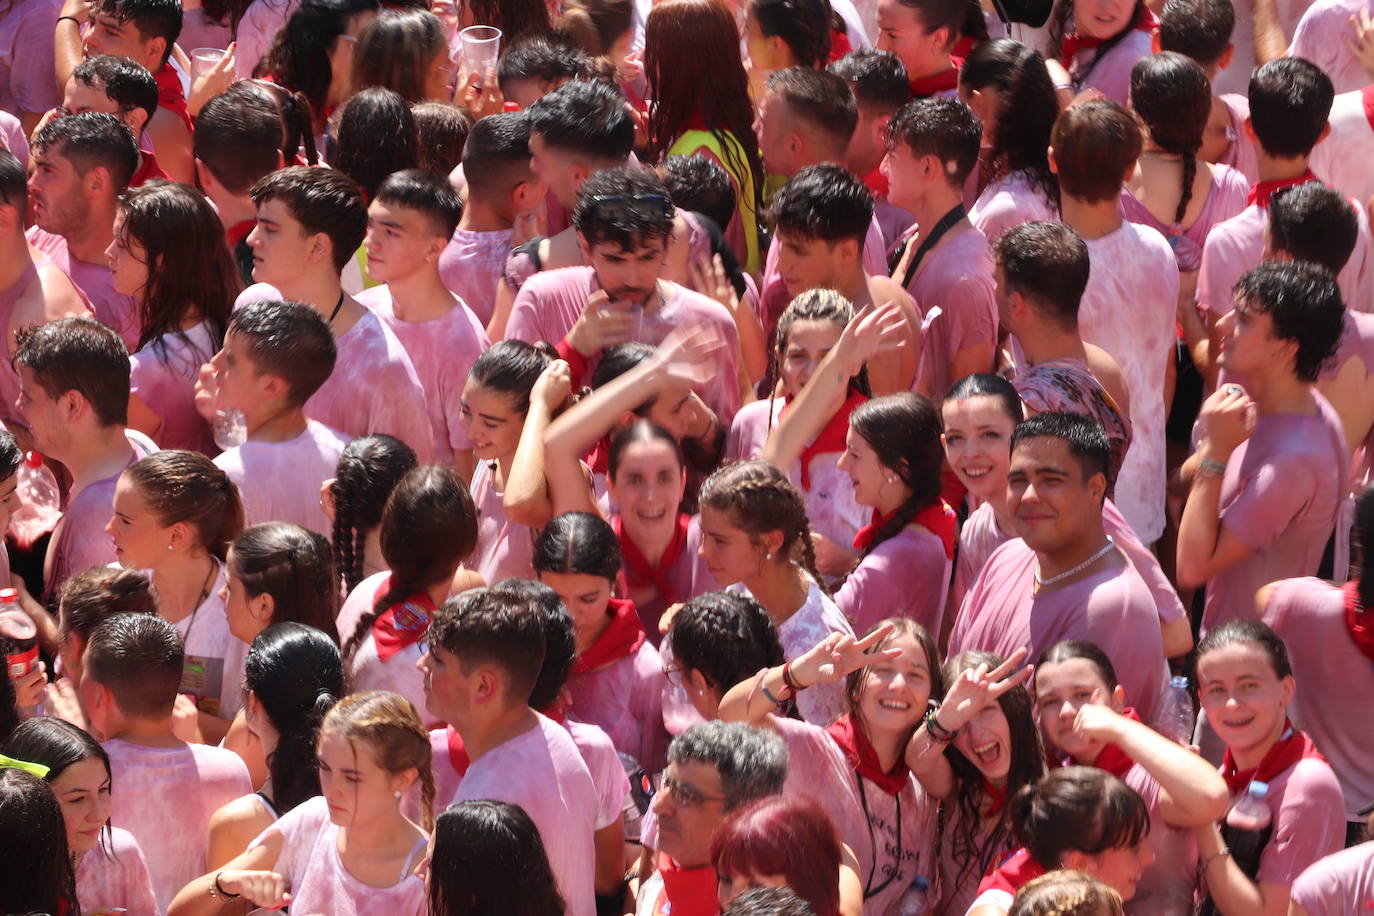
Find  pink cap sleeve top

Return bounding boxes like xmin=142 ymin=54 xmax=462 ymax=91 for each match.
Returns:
xmin=1118 ymin=164 xmax=1250 ymax=274
xmin=469 ymin=458 xmax=537 ymax=585
xmin=567 ymin=638 xmax=669 ymax=774
xmin=26 ymin=227 xmax=140 ymax=352
xmin=1067 ymin=29 xmax=1153 ymax=105
xmin=103 ymin=740 xmax=252 ymax=911
xmin=438 ymin=227 xmax=514 ymax=326
xmin=213 ymin=419 xmax=351 ymax=537
xmin=1310 ymin=88 xmax=1374 ymax=224
xmin=1290 ymin=841 xmax=1374 ymax=915
xmin=835 ymin=524 xmax=951 ymax=637
xmin=903 ymin=223 xmax=998 ymax=402
xmin=1263 ymin=576 xmax=1374 ymax=822
xmin=76 ymin=825 xmax=159 ymax=916
xmin=969 ymin=170 xmax=1060 ymax=246
xmin=129 ymin=322 xmax=219 ymax=453
xmin=1203 ymin=393 xmax=1347 ymax=635
xmin=341 ymin=572 xmax=440 ymax=728
xmin=0 ymin=0 xmax=62 ymax=118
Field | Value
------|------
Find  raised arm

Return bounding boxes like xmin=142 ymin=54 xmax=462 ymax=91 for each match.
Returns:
xmin=1176 ymin=386 xmax=1258 ymax=588
xmin=504 ymin=359 xmax=571 ymax=527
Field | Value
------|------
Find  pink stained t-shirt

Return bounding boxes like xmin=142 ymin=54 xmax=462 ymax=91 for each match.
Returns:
xmin=337 ymin=571 xmax=438 ymax=728
xmin=772 ymin=715 xmax=940 ymax=916
xmin=1290 ymin=841 xmax=1374 ymax=915
xmin=1262 ymin=576 xmax=1374 ymax=823
xmin=250 ymin=795 xmax=427 ymax=916
xmin=1117 ymin=763 xmax=1199 ymax=916
xmin=129 ymin=321 xmax=219 ymax=454
xmin=1202 ymin=392 xmax=1347 ymax=635
xmin=233 ymin=0 xmax=301 ymax=79
xmin=969 ymin=169 xmax=1060 ymax=246
xmin=567 ymin=637 xmax=668 ymax=774
xmin=1309 ymin=88 xmax=1374 ymax=218
xmin=1119 ymin=163 xmax=1250 ymax=274
xmin=936 ymin=802 xmax=1011 ymax=916
xmin=0 ymin=0 xmax=62 ymax=120
xmin=43 ymin=439 xmax=148 ymax=601
xmin=170 ymin=560 xmax=249 ymax=721
xmin=103 ymin=738 xmax=252 ymax=911
xmin=357 ymin=285 xmax=490 ymax=456
xmin=834 ymin=524 xmax=951 ymax=638
xmin=468 ymin=458 xmax=536 ymax=585
xmin=0 ymin=108 xmax=27 ymax=165
xmin=212 ymin=419 xmax=351 ymax=536
xmin=505 ymin=266 xmax=742 ymax=424
xmin=725 ymin=397 xmax=866 ymax=551
xmin=1289 ymin=0 xmax=1374 ymax=94
xmin=902 ymin=222 xmax=998 ymax=402
xmin=951 ymin=538 xmax=1167 ymax=724
xmin=1216 ymin=95 xmax=1260 ymax=186
xmin=616 ymin=515 xmax=717 ymax=645
xmin=438 ymin=226 xmax=514 ymax=326
xmin=454 ymin=713 xmax=601 ymax=916
xmin=76 ymin=825 xmax=158 ymax=916
xmin=1066 ymin=29 xmax=1154 ymax=105
xmin=1079 ymin=220 xmax=1179 ymax=544
xmin=27 ymin=227 xmax=140 ymax=352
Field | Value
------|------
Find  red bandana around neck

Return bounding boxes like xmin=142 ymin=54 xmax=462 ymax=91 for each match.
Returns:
xmin=1087 ymin=707 xmax=1141 ymax=779
xmin=154 ymin=63 xmax=194 ymax=136
xmin=371 ymin=581 xmax=437 ymax=662
xmin=982 ymin=775 xmax=1008 ymax=815
xmin=780 ymin=387 xmax=867 ymax=490
xmin=826 ymin=713 xmax=911 ymax=796
xmin=129 ymin=148 xmax=167 ymax=187
xmin=446 ymin=705 xmax=567 ymax=777
xmin=1341 ymin=581 xmax=1374 ymax=663
xmin=226 ymin=219 xmax=256 ymax=248
xmin=1246 ymin=170 xmax=1320 ymax=208
xmin=655 ymin=853 xmax=721 ymax=916
xmin=908 ymin=65 xmax=960 ymax=99
xmin=977 ymin=847 xmax=1048 ymax=897
xmin=571 ymin=597 xmax=646 ymax=675
xmin=1221 ymin=721 xmax=1326 ymax=794
xmin=1060 ymin=5 xmax=1157 ymax=65
xmin=615 ymin=512 xmax=691 ymax=605
xmin=852 ymin=500 xmax=957 ymax=559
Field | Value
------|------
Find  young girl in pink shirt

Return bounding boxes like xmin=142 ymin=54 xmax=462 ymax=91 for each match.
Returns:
xmin=170 ymin=690 xmax=433 ymax=916
xmin=1052 ymin=0 xmax=1156 ymax=104
xmin=324 ymin=433 xmax=418 ymax=595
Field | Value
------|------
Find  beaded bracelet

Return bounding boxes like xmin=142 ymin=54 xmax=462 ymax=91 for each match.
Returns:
xmin=924 ymin=707 xmax=959 ymax=742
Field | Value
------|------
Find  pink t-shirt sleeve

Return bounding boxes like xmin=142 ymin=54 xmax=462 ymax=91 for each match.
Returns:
xmin=76 ymin=826 xmax=159 ymax=916
xmin=1289 ymin=842 xmax=1374 ymax=916
xmin=1257 ymin=758 xmax=1347 ymax=886
xmin=0 ymin=0 xmax=62 ymax=116
xmin=1220 ymin=452 xmax=1323 ymax=553
xmin=833 ymin=525 xmax=949 ymax=636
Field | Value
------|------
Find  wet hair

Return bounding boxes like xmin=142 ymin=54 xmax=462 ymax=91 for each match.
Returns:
xmin=84 ymin=613 xmax=184 ymax=719
xmin=498 ymin=31 xmax=594 ymax=90
xmin=724 ymin=887 xmax=818 ymax=916
xmin=244 ymin=623 xmax=344 ymax=814
xmin=828 ymin=49 xmax=909 ymax=116
xmin=375 ymin=167 xmax=463 ymax=238
xmin=0 ymin=149 xmax=24 ymax=210
xmin=1009 ymin=871 xmax=1125 ymax=916
xmin=573 ymin=166 xmax=677 ymax=249
xmin=1034 ymin=639 xmax=1120 ymax=694
xmin=1194 ymin=618 xmax=1293 ymax=680
xmin=330 ymin=434 xmax=419 ymax=594
xmin=343 ymin=466 xmax=479 ymax=660
xmin=469 ymin=339 xmax=555 ymax=414
xmin=769 ymin=289 xmax=868 ymax=404
xmin=429 ymin=800 xmax=566 ymax=915
xmin=937 ymin=649 xmax=1045 ymax=892
xmin=1051 ymin=0 xmax=1147 ymax=86
xmin=429 ymin=587 xmax=548 ymax=703
xmin=0 ymin=430 xmax=21 ymax=484
xmin=1050 ymin=101 xmax=1142 ymax=203
xmin=591 ymin=341 xmax=654 ymax=388
xmin=31 ymin=110 xmax=139 ymax=194
xmin=116 ymin=180 xmax=237 ymax=355
xmin=561 ymin=0 xmax=634 ymax=57
xmin=699 ymin=460 xmax=824 ymax=589
xmin=849 ymin=394 xmax=944 ymax=559
xmin=712 ymin=795 xmax=842 ymax=916
xmin=194 ymin=81 xmax=310 ymax=195
xmin=57 ymin=568 xmax=157 ymax=647
xmin=958 ymin=39 xmax=1060 ymax=211
xmin=887 ymin=0 xmax=971 ymax=46
xmin=1267 ymin=181 xmax=1359 ymax=275
xmin=1011 ymin=412 xmax=1112 ymax=485
xmin=334 ymin=88 xmax=419 ymax=201
xmin=263 ymin=0 xmax=382 ymax=115
xmin=526 ymin=78 xmax=635 ymax=163
xmin=1158 ymin=0 xmax=1235 ymax=69
xmin=226 ymin=299 xmax=338 ymax=406
xmin=506 ymin=578 xmax=576 ymax=709
xmin=412 ymin=102 xmax=473 ymax=176
xmin=670 ymin=591 xmax=785 ymax=695
xmin=350 ymin=8 xmax=447 ymax=102
xmin=844 ymin=618 xmax=943 ymax=731
xmin=13 ymin=317 xmax=130 ymax=428
xmin=769 ymin=164 xmax=874 ymax=247
xmin=1248 ymin=58 xmax=1334 ymax=159
xmin=661 ymin=155 xmax=737 ymax=234
xmin=944 ymin=372 xmax=1025 ymax=425
xmin=1130 ymin=53 xmax=1211 ymax=225
xmin=1010 ymin=767 xmax=1150 ymax=870
xmin=533 ymin=511 xmax=622 ymax=582
xmin=319 ymin=690 xmax=435 ymax=829
xmin=993 ymin=221 xmax=1090 ymax=330
xmin=1232 ymin=260 xmax=1344 ymax=383
xmin=766 ymin=67 xmax=860 ymax=158
xmin=465 ymin=0 xmax=551 ymax=44
xmin=72 ymin=54 xmax=158 ymax=126
xmin=887 ymin=96 xmax=981 ymax=187
xmin=230 ymin=523 xmax=341 ymax=643
xmin=1355 ymin=487 xmax=1374 ymax=614
xmin=667 ymin=721 xmax=789 ymax=809
xmin=749 ymin=0 xmax=832 ymax=69
xmin=246 ymin=78 xmax=321 ymax=166
xmin=0 ymin=769 xmax=78 ymax=915
xmin=92 ymin=0 xmax=182 ymax=63
xmin=1 ymin=718 xmax=114 ymax=854
xmin=463 ymin=111 xmax=536 ymax=199
xmin=250 ymin=166 xmax=368 ymax=272
xmin=123 ymin=450 xmax=245 ymax=561
xmin=607 ymin=418 xmax=687 ymax=480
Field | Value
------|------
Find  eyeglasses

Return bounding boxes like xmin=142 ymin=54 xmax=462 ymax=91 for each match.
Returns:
xmin=659 ymin=775 xmax=728 ymax=809
xmin=588 ymin=194 xmax=672 ymax=224
xmin=662 ymin=663 xmax=684 ymax=689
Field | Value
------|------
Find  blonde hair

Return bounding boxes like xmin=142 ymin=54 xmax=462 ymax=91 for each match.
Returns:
xmin=320 ymin=690 xmax=435 ymax=830
xmin=1008 ymin=871 xmax=1125 ymax=916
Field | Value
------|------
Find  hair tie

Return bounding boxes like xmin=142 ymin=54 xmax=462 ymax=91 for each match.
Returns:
xmin=0 ymin=753 xmax=50 ymax=779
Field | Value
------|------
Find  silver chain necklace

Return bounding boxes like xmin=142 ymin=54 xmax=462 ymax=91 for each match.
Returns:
xmin=1034 ymin=537 xmax=1115 ymax=588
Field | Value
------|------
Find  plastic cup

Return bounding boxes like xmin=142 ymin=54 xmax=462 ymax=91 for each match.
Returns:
xmin=459 ymin=25 xmax=501 ymax=85
xmin=190 ymin=47 xmax=224 ymax=81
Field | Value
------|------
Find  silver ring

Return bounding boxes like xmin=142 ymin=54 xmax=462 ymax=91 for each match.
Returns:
xmin=1226 ymin=385 xmax=1244 ymax=396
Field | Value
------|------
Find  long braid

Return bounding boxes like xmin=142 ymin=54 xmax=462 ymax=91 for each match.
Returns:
xmin=333 ymin=487 xmax=362 ymax=596
xmin=1174 ymin=150 xmax=1197 ymax=226
xmin=1130 ymin=53 xmax=1212 ymax=227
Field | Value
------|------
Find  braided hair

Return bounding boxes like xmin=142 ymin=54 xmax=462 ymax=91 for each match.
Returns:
xmin=230 ymin=524 xmax=340 ymax=645
xmin=848 ymin=393 xmax=943 ymax=562
xmin=764 ymin=289 xmax=870 ymax=423
xmin=698 ymin=460 xmax=824 ymax=592
xmin=123 ymin=450 xmax=245 ymax=560
xmin=319 ymin=690 xmax=436 ymax=830
xmin=331 ymin=434 xmax=418 ymax=595
xmin=1130 ymin=52 xmax=1213 ymax=226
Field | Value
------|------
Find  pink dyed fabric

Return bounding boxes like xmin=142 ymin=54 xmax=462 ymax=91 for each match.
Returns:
xmin=936 ymin=803 xmax=1009 ymax=916
xmin=1118 ymin=163 xmax=1249 ymax=273
xmin=615 ymin=515 xmax=716 ymax=645
xmin=1119 ymin=764 xmax=1199 ymax=916
xmin=1289 ymin=0 xmax=1374 ymax=93
xmin=1079 ymin=221 xmax=1179 ymax=543
xmin=213 ymin=419 xmax=350 ymax=536
xmin=179 ymin=8 xmax=234 ymax=50
xmin=953 ymin=501 xmax=1007 ymax=611
xmin=45 ymin=476 xmax=122 ymax=600
xmin=505 ymin=266 xmax=741 ymax=423
xmin=454 ymin=714 xmax=601 ymax=916
xmin=969 ymin=170 xmax=1059 ymax=245
xmin=0 ymin=260 xmax=39 ymax=429
xmin=358 ymin=285 xmax=489 ymax=456
xmin=0 ymin=0 xmax=62 ymax=118
xmin=27 ymin=227 xmax=140 ymax=351
xmin=1202 ymin=392 xmax=1347 ymax=635
xmin=103 ymin=739 xmax=252 ymax=910
xmin=468 ymin=459 xmax=537 ymax=584
xmin=250 ymin=795 xmax=426 ymax=916
xmin=338 ymin=571 xmax=437 ymax=727
xmin=901 ymin=223 xmax=998 ymax=402
xmin=75 ymin=825 xmax=158 ymax=916
xmin=438 ymin=227 xmax=514 ymax=326
xmin=1066 ymin=29 xmax=1153 ymax=105
xmin=171 ymin=561 xmax=248 ymax=721
xmin=0 ymin=108 xmax=26 ymax=164
xmin=951 ymin=538 xmax=1167 ymax=724
xmin=835 ymin=524 xmax=951 ymax=637
xmin=1310 ymin=88 xmax=1374 ymax=218
xmin=1290 ymin=841 xmax=1374 ymax=915
xmin=1013 ymin=356 xmax=1132 ymax=489
xmin=1213 ymin=0 xmax=1309 ymax=96
xmin=567 ymin=638 xmax=668 ymax=773
xmin=234 ymin=0 xmax=301 ymax=79
xmin=1216 ymin=94 xmax=1260 ymax=185
xmin=129 ymin=322 xmax=219 ymax=453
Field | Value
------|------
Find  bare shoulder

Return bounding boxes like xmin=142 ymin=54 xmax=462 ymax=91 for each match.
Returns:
xmin=13 ymin=264 xmax=89 ymax=338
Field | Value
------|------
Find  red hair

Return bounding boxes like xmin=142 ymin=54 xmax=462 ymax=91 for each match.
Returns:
xmin=710 ymin=795 xmax=842 ymax=916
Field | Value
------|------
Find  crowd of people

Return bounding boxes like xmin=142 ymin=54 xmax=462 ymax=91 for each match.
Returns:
xmin=0 ymin=0 xmax=1372 ymax=911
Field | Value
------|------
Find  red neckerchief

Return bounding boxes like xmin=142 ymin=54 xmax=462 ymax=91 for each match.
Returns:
xmin=1060 ymin=5 xmax=1157 ymax=65
xmin=129 ymin=149 xmax=167 ymax=187
xmin=655 ymin=853 xmax=721 ymax=916
xmin=571 ymin=597 xmax=646 ymax=675
xmin=1246 ymin=170 xmax=1319 ymax=208
xmin=851 ymin=500 xmax=957 ymax=559
xmin=865 ymin=165 xmax=889 ymax=198
xmin=1341 ymin=581 xmax=1374 ymax=663
xmin=952 ymin=36 xmax=976 ymax=58
xmin=1221 ymin=721 xmax=1326 ymax=794
xmin=614 ymin=512 xmax=691 ymax=605
xmin=446 ymin=705 xmax=568 ymax=777
xmin=1087 ymin=707 xmax=1141 ymax=779
xmin=226 ymin=219 xmax=256 ymax=248
xmin=781 ymin=387 xmax=867 ymax=489
xmin=976 ymin=847 xmax=1048 ymax=897
xmin=982 ymin=776 xmax=1007 ymax=815
xmin=908 ymin=65 xmax=959 ymax=99
xmin=828 ymin=27 xmax=853 ymax=63
xmin=1363 ymin=85 xmax=1374 ymax=132
xmin=154 ymin=63 xmax=195 ymax=136
xmin=370 ymin=579 xmax=437 ymax=662
xmin=825 ymin=713 xmax=910 ymax=796
xmin=586 ymin=437 xmax=610 ymax=476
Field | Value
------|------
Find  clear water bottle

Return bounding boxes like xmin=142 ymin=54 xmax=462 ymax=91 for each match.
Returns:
xmin=1158 ymin=675 xmax=1195 ymax=745
xmin=212 ymin=408 xmax=247 ymax=450
xmin=1226 ymin=780 xmax=1273 ymax=832
xmin=897 ymin=875 xmax=931 ymax=915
